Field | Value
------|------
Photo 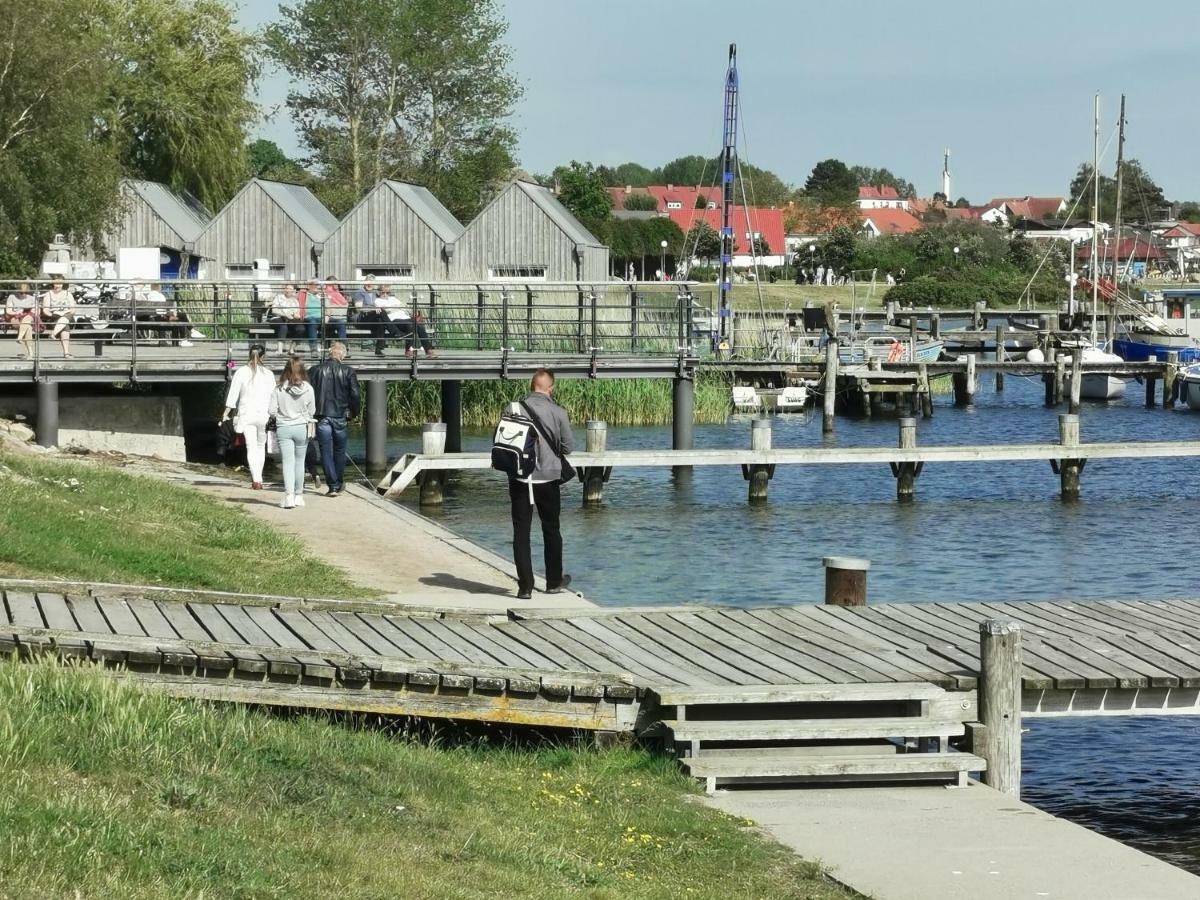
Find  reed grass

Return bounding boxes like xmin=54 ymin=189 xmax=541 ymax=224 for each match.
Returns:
xmin=386 ymin=371 xmax=732 ymax=428
xmin=0 ymin=657 xmax=854 ymax=899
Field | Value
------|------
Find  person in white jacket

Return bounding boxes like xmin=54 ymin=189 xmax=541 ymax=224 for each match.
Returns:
xmin=220 ymin=344 xmax=275 ymax=489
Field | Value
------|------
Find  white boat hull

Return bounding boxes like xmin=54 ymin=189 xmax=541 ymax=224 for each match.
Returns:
xmin=1081 ymin=374 xmax=1126 ymax=400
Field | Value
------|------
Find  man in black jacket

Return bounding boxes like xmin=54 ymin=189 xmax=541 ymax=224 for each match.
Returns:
xmin=307 ymin=341 xmax=360 ymax=496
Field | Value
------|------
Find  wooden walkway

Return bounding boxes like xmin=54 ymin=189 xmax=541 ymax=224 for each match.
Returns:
xmin=7 ymin=583 xmax=1200 ymax=727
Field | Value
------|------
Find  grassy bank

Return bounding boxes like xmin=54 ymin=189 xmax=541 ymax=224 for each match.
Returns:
xmin=386 ymin=372 xmax=733 ymax=428
xmin=0 ymin=658 xmax=853 ymax=899
xmin=0 ymin=449 xmax=372 ymax=597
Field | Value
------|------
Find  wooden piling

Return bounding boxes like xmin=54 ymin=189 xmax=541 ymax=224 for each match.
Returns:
xmin=1053 ymin=355 xmax=1065 ymax=405
xmin=823 ymin=338 xmax=838 ymax=434
xmin=1164 ymin=351 xmax=1179 ymax=409
xmin=1057 ymin=413 xmax=1082 ymax=500
xmin=582 ymin=420 xmax=608 ymax=506
xmin=894 ymin=416 xmax=919 ymax=502
xmin=1037 ymin=314 xmax=1050 ymax=357
xmin=909 ymin=316 xmax=918 ymax=363
xmin=930 ymin=312 xmax=941 ymax=340
xmin=1068 ymin=351 xmax=1083 ymax=415
xmin=746 ymin=417 xmax=772 ymax=502
xmin=1145 ymin=372 xmax=1157 ymax=409
xmin=418 ymin=422 xmax=447 ymax=507
xmin=918 ymin=363 xmax=933 ymax=418
xmin=965 ymin=354 xmax=977 ymax=407
xmin=973 ymin=300 xmax=985 ymax=331
xmin=978 ymin=620 xmax=1022 ymax=798
xmin=823 ymin=557 xmax=869 ymax=607
xmin=994 ymin=324 xmax=1005 ymax=392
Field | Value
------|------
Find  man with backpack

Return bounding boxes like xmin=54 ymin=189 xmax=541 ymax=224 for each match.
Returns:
xmin=500 ymin=369 xmax=574 ymax=600
xmin=308 ymin=341 xmax=360 ymax=497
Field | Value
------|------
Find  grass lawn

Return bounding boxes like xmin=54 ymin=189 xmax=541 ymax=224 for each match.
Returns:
xmin=0 ymin=658 xmax=855 ymax=899
xmin=729 ymin=283 xmax=875 ymax=311
xmin=0 ymin=448 xmax=373 ymax=598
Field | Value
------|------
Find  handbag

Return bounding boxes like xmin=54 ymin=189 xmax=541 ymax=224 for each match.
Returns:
xmin=265 ymin=415 xmax=278 ymax=432
xmin=519 ymin=402 xmax=576 ymax=485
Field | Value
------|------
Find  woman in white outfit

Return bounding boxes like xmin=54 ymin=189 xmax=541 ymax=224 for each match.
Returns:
xmin=268 ymin=355 xmax=316 ymax=508
xmin=220 ymin=344 xmax=275 ymax=489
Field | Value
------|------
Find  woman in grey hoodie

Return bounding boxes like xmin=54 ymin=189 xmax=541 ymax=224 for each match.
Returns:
xmin=268 ymin=355 xmax=317 ymax=509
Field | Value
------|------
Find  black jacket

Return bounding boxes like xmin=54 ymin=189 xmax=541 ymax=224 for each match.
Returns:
xmin=308 ymin=358 xmax=361 ymax=419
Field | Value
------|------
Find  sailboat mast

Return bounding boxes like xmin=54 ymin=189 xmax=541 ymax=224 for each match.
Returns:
xmin=1108 ymin=94 xmax=1126 ymax=347
xmin=718 ymin=44 xmax=738 ymax=351
xmin=1090 ymin=93 xmax=1100 ymax=345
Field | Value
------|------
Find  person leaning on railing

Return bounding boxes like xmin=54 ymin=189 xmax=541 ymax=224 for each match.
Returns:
xmin=41 ymin=278 xmax=76 ymax=358
xmin=4 ymin=282 xmax=37 ymax=359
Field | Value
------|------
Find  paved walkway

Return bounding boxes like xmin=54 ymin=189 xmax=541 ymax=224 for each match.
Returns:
xmin=708 ymin=783 xmax=1200 ymax=900
xmin=161 ymin=469 xmax=591 ymax=613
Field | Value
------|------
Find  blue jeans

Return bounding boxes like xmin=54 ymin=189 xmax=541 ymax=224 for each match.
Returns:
xmin=315 ymin=416 xmax=347 ymax=491
xmin=305 ymin=317 xmax=320 ymax=349
xmin=326 ymin=319 xmax=347 ymax=343
xmin=277 ymin=423 xmax=309 ymax=496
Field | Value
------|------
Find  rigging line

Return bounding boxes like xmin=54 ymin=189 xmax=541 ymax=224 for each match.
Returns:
xmin=734 ymin=153 xmax=770 ymax=351
xmin=1017 ymin=121 xmax=1120 ymax=306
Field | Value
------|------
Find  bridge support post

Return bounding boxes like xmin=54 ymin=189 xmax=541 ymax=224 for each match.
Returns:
xmin=744 ymin=417 xmax=773 ymax=502
xmin=581 ymin=420 xmax=610 ymax=506
xmin=822 ymin=338 xmax=838 ymax=434
xmin=978 ymin=620 xmax=1022 ymax=798
xmin=1164 ymin=351 xmax=1179 ymax=409
xmin=672 ymin=376 xmax=693 ymax=476
xmin=36 ymin=379 xmax=58 ymax=448
xmin=418 ymin=422 xmax=447 ymax=507
xmin=1053 ymin=413 xmax=1083 ymax=501
xmin=440 ymin=379 xmax=462 ymax=453
xmin=365 ymin=379 xmax=388 ymax=470
xmin=891 ymin=416 xmax=921 ymax=503
xmin=994 ymin=324 xmax=1005 ymax=392
xmin=1145 ymin=372 xmax=1157 ymax=408
xmin=952 ymin=370 xmax=968 ymax=407
xmin=823 ymin=556 xmax=869 ymax=607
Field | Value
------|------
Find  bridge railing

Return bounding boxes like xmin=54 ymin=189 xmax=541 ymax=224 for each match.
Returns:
xmin=0 ymin=279 xmax=713 ymax=372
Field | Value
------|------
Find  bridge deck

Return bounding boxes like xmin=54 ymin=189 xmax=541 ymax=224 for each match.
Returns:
xmin=5 ymin=584 xmax=1200 ymax=726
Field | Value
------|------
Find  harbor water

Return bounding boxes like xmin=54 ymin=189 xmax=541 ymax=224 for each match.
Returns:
xmin=356 ymin=372 xmax=1200 ymax=873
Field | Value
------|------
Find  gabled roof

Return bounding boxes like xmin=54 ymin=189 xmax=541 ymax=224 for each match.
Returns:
xmin=381 ymin=180 xmax=463 ymax=243
xmin=254 ymin=178 xmax=339 ymax=241
xmin=859 ymin=185 xmax=901 ymax=201
xmin=860 ymin=207 xmax=922 ymax=235
xmin=1075 ymin=237 xmax=1166 ymax=260
xmin=988 ymin=196 xmax=1066 ymax=220
xmin=514 ymin=181 xmax=603 ymax=246
xmin=606 ymin=185 xmax=722 ymax=212
xmin=667 ymin=205 xmax=786 ymax=255
xmin=124 ymin=178 xmax=212 ymax=244
xmin=1162 ymin=223 xmax=1200 ymax=238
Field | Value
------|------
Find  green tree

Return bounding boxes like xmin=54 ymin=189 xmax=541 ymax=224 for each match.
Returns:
xmin=849 ymin=165 xmax=916 ymax=199
xmin=266 ymin=0 xmax=520 ymax=219
xmin=820 ymin=225 xmax=857 ymax=274
xmin=610 ymin=162 xmax=658 ymax=187
xmin=684 ymin=220 xmax=721 ymax=263
xmin=246 ymin=139 xmax=313 ymax=184
xmin=804 ymin=159 xmax=858 ymax=207
xmin=1179 ymin=201 xmax=1200 ymax=224
xmin=1068 ymin=159 xmax=1168 ymax=223
xmin=660 ymin=155 xmax=710 ymax=187
xmin=623 ymin=193 xmax=658 ymax=211
xmin=552 ymin=161 xmax=611 ymax=224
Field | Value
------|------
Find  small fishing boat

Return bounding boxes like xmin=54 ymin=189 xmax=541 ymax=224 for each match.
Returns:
xmin=1113 ymin=289 xmax=1200 ymax=364
xmin=838 ymin=335 xmax=944 ymax=364
xmin=1178 ymin=364 xmax=1200 ymax=410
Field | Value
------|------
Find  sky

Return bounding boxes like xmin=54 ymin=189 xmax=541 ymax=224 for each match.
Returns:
xmin=236 ymin=0 xmax=1200 ymax=203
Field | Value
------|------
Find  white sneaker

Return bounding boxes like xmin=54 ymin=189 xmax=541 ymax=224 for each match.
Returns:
xmin=281 ymin=494 xmax=295 ymax=509
xmin=190 ymin=329 xmax=205 ymax=339
xmin=179 ymin=339 xmax=194 ymax=347
xmin=293 ymin=494 xmax=306 ymax=507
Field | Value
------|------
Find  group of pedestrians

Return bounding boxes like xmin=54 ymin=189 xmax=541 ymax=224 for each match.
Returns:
xmin=221 ymin=340 xmax=359 ymax=508
xmin=4 ymin=279 xmax=78 ymax=359
xmin=263 ymin=276 xmax=436 ymax=358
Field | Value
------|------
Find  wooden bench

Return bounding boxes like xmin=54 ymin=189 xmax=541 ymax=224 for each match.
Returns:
xmin=0 ymin=322 xmax=131 ymax=356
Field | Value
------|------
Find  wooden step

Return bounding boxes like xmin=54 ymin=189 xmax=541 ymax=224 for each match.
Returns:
xmin=650 ymin=682 xmax=949 ymax=707
xmin=659 ymin=716 xmax=965 ymax=743
xmin=681 ymin=750 xmax=986 ymax=784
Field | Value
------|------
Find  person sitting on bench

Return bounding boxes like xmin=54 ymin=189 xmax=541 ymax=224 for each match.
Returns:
xmin=266 ymin=283 xmax=302 ymax=354
xmin=41 ymin=278 xmax=76 ymax=358
xmin=5 ymin=282 xmax=37 ymax=359
xmin=375 ymin=287 xmax=436 ymax=358
xmin=133 ymin=283 xmax=193 ymax=347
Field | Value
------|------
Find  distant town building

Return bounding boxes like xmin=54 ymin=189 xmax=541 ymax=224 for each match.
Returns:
xmin=668 ymin=206 xmax=786 ymax=267
xmin=859 ymin=208 xmax=922 ymax=238
xmin=982 ymin=196 xmax=1068 ymax=226
xmin=607 ymin=185 xmax=721 ymax=213
xmin=857 ymin=186 xmax=910 ymax=211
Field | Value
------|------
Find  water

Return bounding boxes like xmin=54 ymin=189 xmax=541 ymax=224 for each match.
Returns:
xmin=349 ymin=374 xmax=1200 ymax=872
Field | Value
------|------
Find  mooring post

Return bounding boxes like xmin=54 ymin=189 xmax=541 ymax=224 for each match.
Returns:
xmin=1053 ymin=354 xmax=1065 ymax=405
xmin=823 ymin=556 xmax=870 ymax=607
xmin=1145 ymin=370 xmax=1157 ymax=409
xmin=978 ymin=620 xmax=1022 ymax=798
xmin=672 ymin=375 xmax=694 ymax=476
xmin=822 ymin=337 xmax=838 ymax=434
xmin=418 ymin=422 xmax=447 ymax=507
xmin=1164 ymin=351 xmax=1179 ymax=409
xmin=918 ymin=362 xmax=933 ymax=418
xmin=365 ymin=379 xmax=388 ymax=470
xmin=952 ymin=367 xmax=969 ymax=407
xmin=1037 ymin=314 xmax=1050 ymax=357
xmin=1068 ymin=350 xmax=1083 ymax=415
xmin=965 ymin=353 xmax=977 ymax=406
xmin=745 ymin=416 xmax=773 ymax=502
xmin=930 ymin=311 xmax=941 ymax=340
xmin=581 ymin=420 xmax=608 ymax=506
xmin=973 ymin=300 xmax=985 ymax=331
xmin=35 ymin=379 xmax=58 ymax=448
xmin=909 ymin=315 xmax=918 ymax=363
xmin=440 ymin=379 xmax=462 ymax=453
xmin=1057 ymin=413 xmax=1082 ymax=501
xmin=994 ymin=324 xmax=1005 ymax=392
xmin=893 ymin=416 xmax=920 ymax=502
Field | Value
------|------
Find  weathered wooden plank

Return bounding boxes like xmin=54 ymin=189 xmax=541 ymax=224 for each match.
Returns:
xmin=486 ymin=620 xmax=589 ymax=672
xmin=63 ymin=596 xmax=127 ymax=663
xmin=6 ymin=591 xmax=44 ymax=628
xmin=36 ymin=593 xmax=89 ymax=658
xmin=566 ymin=614 xmax=730 ymax=685
xmin=667 ymin=611 xmax=829 ymax=683
xmin=548 ymin=616 xmax=702 ymax=685
xmin=390 ymin=616 xmax=475 ymax=662
xmin=682 ymin=751 xmax=986 ymax=779
xmin=328 ymin=611 xmax=405 ymax=657
xmin=1137 ymin=601 xmax=1200 ymax=632
xmin=300 ymin=610 xmax=380 ymax=658
xmin=440 ymin=618 xmax=559 ymax=670
xmin=511 ymin=619 xmax=653 ymax=678
xmin=661 ymin=716 xmax=967 ymax=742
xmin=697 ymin=609 xmax=870 ymax=684
xmin=651 ymin=682 xmax=949 ymax=706
xmin=627 ymin=613 xmax=793 ymax=685
xmin=188 ymin=603 xmax=269 ymax=674
xmin=209 ymin=606 xmax=303 ymax=677
xmin=1122 ymin=631 xmax=1200 ymax=686
xmin=357 ymin=613 xmax=440 ymax=660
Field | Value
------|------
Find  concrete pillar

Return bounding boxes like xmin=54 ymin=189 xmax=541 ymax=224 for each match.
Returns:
xmin=746 ymin=416 xmax=772 ymax=502
xmin=365 ymin=379 xmax=388 ymax=470
xmin=440 ymin=379 xmax=462 ymax=453
xmin=36 ymin=380 xmax=58 ymax=448
xmin=672 ymin=376 xmax=694 ymax=476
xmin=582 ymin=420 xmax=607 ymax=506
xmin=979 ymin=620 xmax=1023 ymax=798
xmin=823 ymin=556 xmax=870 ymax=607
xmin=418 ymin=422 xmax=447 ymax=507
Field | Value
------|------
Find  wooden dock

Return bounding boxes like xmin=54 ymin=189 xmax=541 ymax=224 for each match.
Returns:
xmin=8 ymin=582 xmax=1200 ymax=792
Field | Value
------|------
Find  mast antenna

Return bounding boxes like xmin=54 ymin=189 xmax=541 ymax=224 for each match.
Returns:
xmin=717 ymin=43 xmax=738 ymax=352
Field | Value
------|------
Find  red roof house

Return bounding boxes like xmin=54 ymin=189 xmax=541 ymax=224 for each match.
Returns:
xmin=860 ymin=208 xmax=922 ymax=237
xmin=607 ymin=184 xmax=722 ymax=213
xmin=667 ymin=205 xmax=786 ymax=258
xmin=988 ymin=197 xmax=1068 ymax=220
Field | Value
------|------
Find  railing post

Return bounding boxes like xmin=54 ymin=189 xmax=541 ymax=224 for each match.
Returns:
xmin=475 ymin=286 xmax=485 ymax=350
xmin=978 ymin=620 xmax=1022 ymax=797
xmin=418 ymin=422 xmax=447 ymax=507
xmin=589 ymin=286 xmax=598 ymax=350
xmin=500 ymin=285 xmax=510 ymax=350
xmin=823 ymin=556 xmax=870 ymax=607
xmin=577 ymin=286 xmax=586 ymax=353
xmin=629 ymin=284 xmax=638 ymax=352
xmin=525 ymin=285 xmax=535 ymax=352
xmin=581 ymin=420 xmax=609 ymax=506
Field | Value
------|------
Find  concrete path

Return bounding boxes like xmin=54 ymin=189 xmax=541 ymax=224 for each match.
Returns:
xmin=160 ymin=469 xmax=592 ymax=613
xmin=708 ymin=783 xmax=1200 ymax=900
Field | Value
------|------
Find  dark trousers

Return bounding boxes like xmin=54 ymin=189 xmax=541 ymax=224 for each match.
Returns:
xmin=509 ymin=479 xmax=562 ymax=594
xmin=396 ymin=320 xmax=434 ymax=352
xmin=316 ymin=415 xmax=348 ymax=491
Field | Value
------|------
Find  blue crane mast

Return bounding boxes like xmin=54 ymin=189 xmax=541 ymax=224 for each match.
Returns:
xmin=717 ymin=43 xmax=738 ymax=351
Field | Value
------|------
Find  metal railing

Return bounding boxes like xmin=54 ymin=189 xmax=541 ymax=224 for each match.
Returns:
xmin=0 ymin=279 xmax=711 ymax=377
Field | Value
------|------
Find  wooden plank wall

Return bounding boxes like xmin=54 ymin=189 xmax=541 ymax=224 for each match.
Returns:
xmin=324 ymin=184 xmax=453 ymax=282
xmin=197 ymin=182 xmax=319 ymax=282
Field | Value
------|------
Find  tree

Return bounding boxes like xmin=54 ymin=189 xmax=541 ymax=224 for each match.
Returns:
xmin=553 ymin=161 xmax=611 ymax=224
xmin=1068 ymin=159 xmax=1168 ymax=223
xmin=804 ymin=159 xmax=858 ymax=207
xmin=659 ymin=155 xmax=709 ymax=187
xmin=623 ymin=193 xmax=657 ymax=211
xmin=609 ymin=162 xmax=657 ymax=187
xmin=954 ymin=197 xmax=971 ymax=208
xmin=266 ymin=0 xmax=520 ymax=219
xmin=246 ymin=139 xmax=313 ymax=184
xmin=1179 ymin=202 xmax=1200 ymax=224
xmin=849 ymin=165 xmax=916 ymax=199
xmin=99 ymin=0 xmax=259 ymax=210
xmin=695 ymin=194 xmax=708 ymax=209
xmin=684 ymin=220 xmax=721 ymax=263
xmin=820 ymin=225 xmax=857 ymax=274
